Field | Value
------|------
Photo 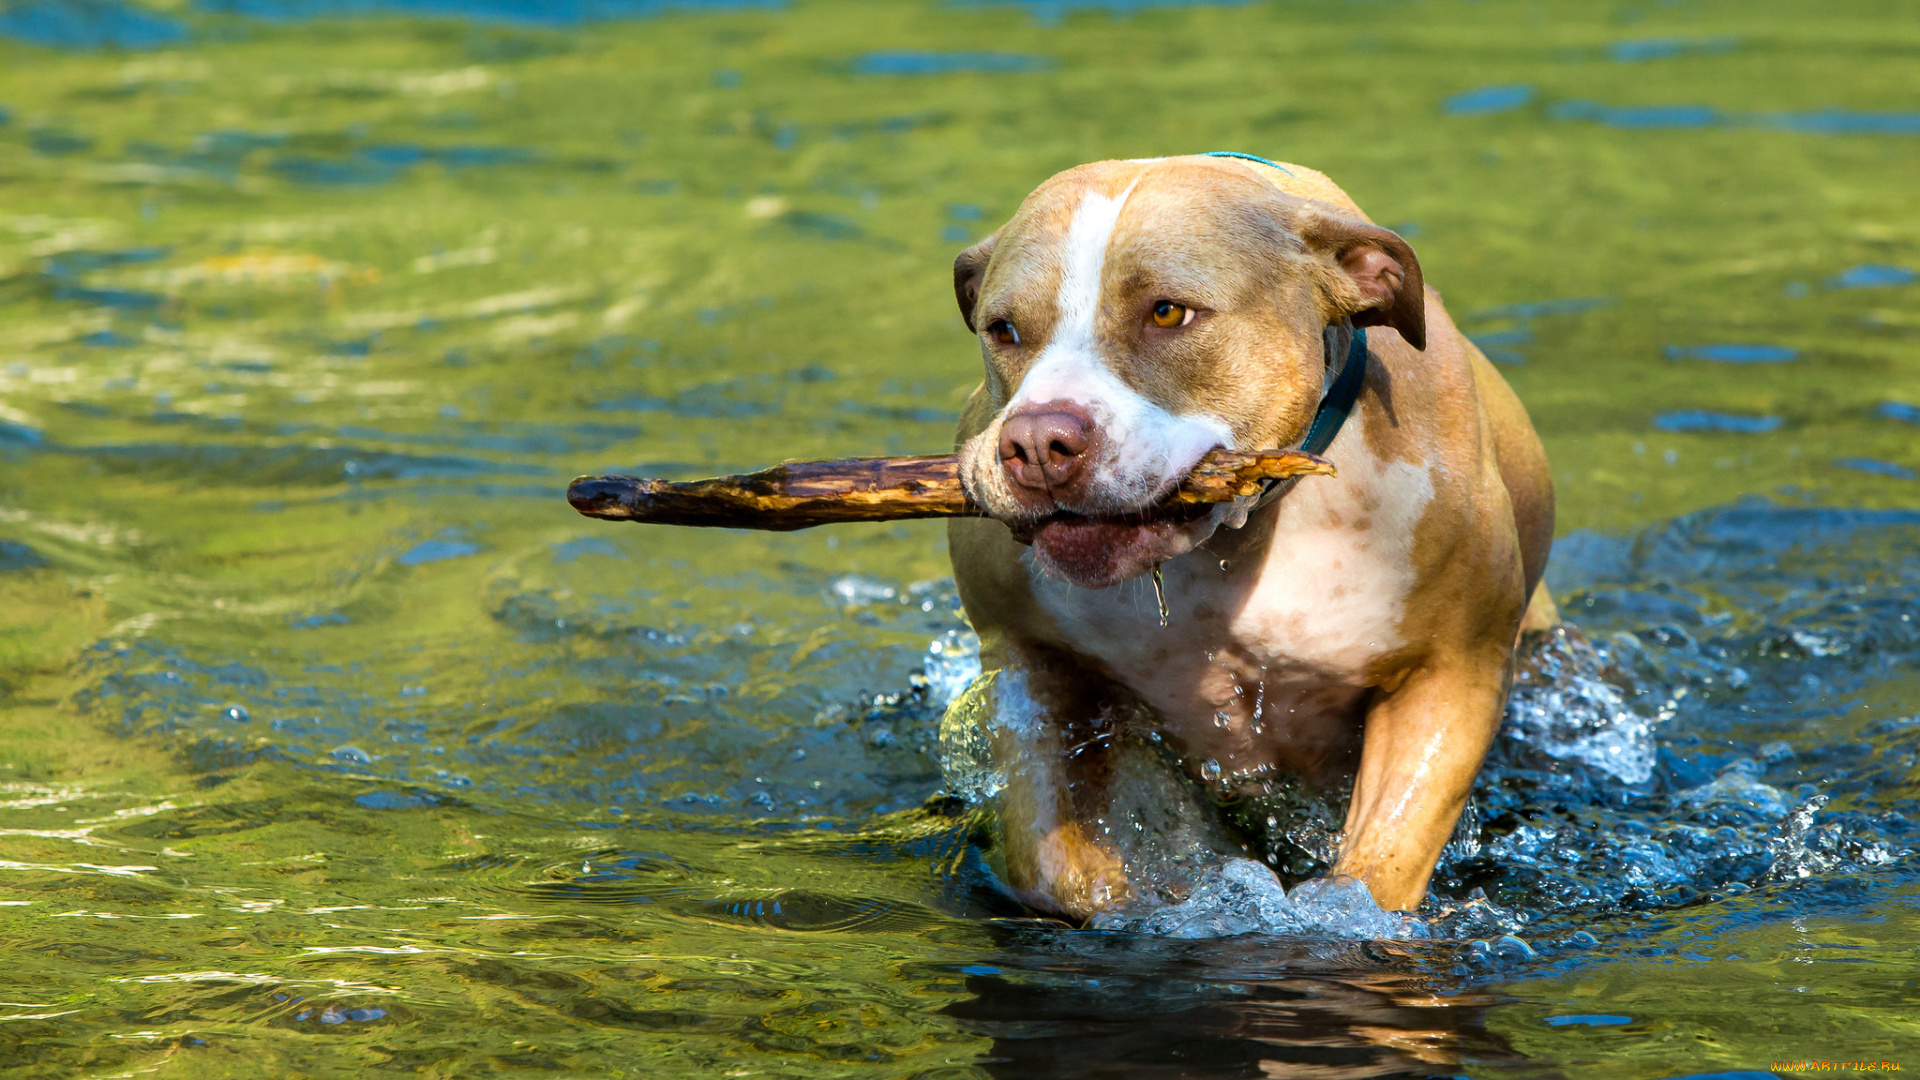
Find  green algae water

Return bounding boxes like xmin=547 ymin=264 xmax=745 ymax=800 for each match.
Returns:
xmin=2 ymin=0 xmax=1918 ymax=1075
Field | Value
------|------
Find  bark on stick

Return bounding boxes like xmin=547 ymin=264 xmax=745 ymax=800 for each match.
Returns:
xmin=566 ymin=449 xmax=1334 ymax=531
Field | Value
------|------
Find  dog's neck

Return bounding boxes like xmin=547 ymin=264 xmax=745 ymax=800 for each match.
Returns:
xmin=1242 ymin=321 xmax=1367 ymax=516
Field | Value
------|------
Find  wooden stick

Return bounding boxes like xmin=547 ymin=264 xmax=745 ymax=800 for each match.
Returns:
xmin=567 ymin=449 xmax=1334 ymax=531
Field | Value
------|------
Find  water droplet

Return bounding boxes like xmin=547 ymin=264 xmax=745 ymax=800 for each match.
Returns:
xmin=1150 ymin=565 xmax=1170 ymax=627
xmin=223 ymin=705 xmax=250 ymax=723
xmin=1213 ymin=710 xmax=1231 ymax=728
xmin=1200 ymin=758 xmax=1222 ymax=782
xmin=1492 ymin=934 xmax=1535 ymax=961
xmin=1218 ymin=559 xmax=1231 ymax=572
xmin=1266 ymin=815 xmax=1278 ymax=828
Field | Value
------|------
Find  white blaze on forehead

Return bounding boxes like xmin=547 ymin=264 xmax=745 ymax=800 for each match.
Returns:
xmin=1052 ymin=182 xmax=1132 ymax=348
xmin=1006 ymin=179 xmax=1232 ymax=502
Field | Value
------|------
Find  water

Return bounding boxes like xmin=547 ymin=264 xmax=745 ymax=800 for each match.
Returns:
xmin=2 ymin=0 xmax=1918 ymax=1075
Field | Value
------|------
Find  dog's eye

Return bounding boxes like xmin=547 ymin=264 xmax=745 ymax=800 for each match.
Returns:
xmin=1151 ymin=301 xmax=1193 ymax=329
xmin=986 ymin=320 xmax=1020 ymax=346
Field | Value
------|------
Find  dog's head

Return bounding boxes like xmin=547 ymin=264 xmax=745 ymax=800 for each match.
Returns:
xmin=952 ymin=155 xmax=1425 ymax=589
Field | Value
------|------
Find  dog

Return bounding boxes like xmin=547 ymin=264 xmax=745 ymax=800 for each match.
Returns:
xmin=945 ymin=153 xmax=1556 ymax=920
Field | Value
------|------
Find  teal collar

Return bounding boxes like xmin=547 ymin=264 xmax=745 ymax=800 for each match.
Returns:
xmin=1250 ymin=325 xmax=1366 ymax=511
xmin=1300 ymin=325 xmax=1367 ymax=456
xmin=1200 ymin=150 xmax=1297 ymax=177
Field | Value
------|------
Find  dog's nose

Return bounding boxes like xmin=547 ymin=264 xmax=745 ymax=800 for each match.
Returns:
xmin=999 ymin=405 xmax=1099 ymax=498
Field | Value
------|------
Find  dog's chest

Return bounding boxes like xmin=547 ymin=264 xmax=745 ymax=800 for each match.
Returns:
xmin=1030 ymin=456 xmax=1434 ymax=730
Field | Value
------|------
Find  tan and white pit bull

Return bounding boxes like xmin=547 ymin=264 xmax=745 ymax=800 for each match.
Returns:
xmin=945 ymin=154 xmax=1556 ymax=919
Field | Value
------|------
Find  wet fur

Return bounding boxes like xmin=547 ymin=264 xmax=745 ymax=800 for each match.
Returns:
xmin=946 ymin=156 xmax=1555 ymax=917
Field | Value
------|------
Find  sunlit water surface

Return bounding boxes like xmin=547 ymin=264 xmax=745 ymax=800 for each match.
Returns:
xmin=1 ymin=0 xmax=1917 ymax=1075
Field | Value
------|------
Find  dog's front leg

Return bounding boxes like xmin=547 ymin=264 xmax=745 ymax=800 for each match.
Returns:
xmin=993 ymin=731 xmax=1133 ymax=922
xmin=952 ymin=653 xmax=1137 ymax=922
xmin=1331 ymin=658 xmax=1509 ymax=911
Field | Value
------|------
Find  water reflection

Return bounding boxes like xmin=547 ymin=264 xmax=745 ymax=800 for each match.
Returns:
xmin=948 ymin=932 xmax=1519 ymax=1080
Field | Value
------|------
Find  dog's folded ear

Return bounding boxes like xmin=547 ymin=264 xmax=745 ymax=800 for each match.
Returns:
xmin=1295 ymin=204 xmax=1426 ymax=351
xmin=953 ymin=232 xmax=998 ymax=334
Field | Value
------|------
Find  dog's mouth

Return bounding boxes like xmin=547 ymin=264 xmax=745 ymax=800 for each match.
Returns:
xmin=1008 ymin=501 xmax=1219 ymax=589
xmin=1006 ymin=500 xmax=1213 ymax=544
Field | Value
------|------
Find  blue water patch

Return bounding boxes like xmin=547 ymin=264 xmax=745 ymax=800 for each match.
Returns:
xmin=1443 ymin=84 xmax=1533 ymax=116
xmin=62 ymin=439 xmax=548 ymax=485
xmin=40 ymin=247 xmax=171 ymax=311
xmin=29 ymin=129 xmax=96 ymax=155
xmin=195 ymin=0 xmax=784 ymax=24
xmin=1469 ymin=327 xmax=1532 ymax=366
xmin=1879 ymin=401 xmax=1920 ymax=425
xmin=1548 ymin=101 xmax=1920 ymax=137
xmin=0 ymin=540 xmax=50 ymax=572
xmin=1759 ymin=110 xmax=1920 ymax=135
xmin=1467 ymin=296 xmax=1613 ymax=321
xmin=595 ymin=382 xmax=779 ymax=419
xmin=851 ymin=51 xmax=1051 ymax=76
xmin=1653 ymin=411 xmax=1783 ymax=434
xmin=290 ymin=611 xmax=349 ymax=629
xmin=1543 ymin=1014 xmax=1631 ymax=1027
xmin=333 ymin=420 xmax=640 ymax=455
xmin=396 ymin=539 xmax=481 ymax=565
xmin=59 ymin=285 xmax=164 ymax=310
xmin=355 ymin=789 xmax=445 ymax=809
xmin=82 ymin=329 xmax=141 ymax=348
xmin=124 ymin=131 xmax=289 ymax=184
xmin=272 ymin=142 xmax=538 ymax=186
xmin=439 ymin=145 xmax=539 ymax=168
xmin=1461 ymin=296 xmax=1612 ymax=365
xmin=0 ymin=0 xmax=190 ymax=49
xmin=1609 ymin=35 xmax=1736 ymax=63
xmin=43 ymin=247 xmax=172 ymax=276
xmin=942 ymin=225 xmax=973 ymax=243
xmin=951 ymin=0 xmax=1252 ymax=25
xmin=842 ymin=401 xmax=957 ymax=424
xmin=1550 ymin=100 xmax=1721 ymax=129
xmin=1664 ymin=344 xmax=1797 ymax=364
xmin=0 ymin=421 xmax=44 ymax=447
xmin=200 ymin=130 xmax=289 ymax=155
xmin=780 ymin=210 xmax=865 ymax=242
xmin=1826 ymin=263 xmax=1916 ymax=289
xmin=296 ymin=1005 xmax=387 ymax=1023
xmin=1833 ymin=457 xmax=1915 ymax=480
xmin=550 ymin=536 xmax=625 ymax=564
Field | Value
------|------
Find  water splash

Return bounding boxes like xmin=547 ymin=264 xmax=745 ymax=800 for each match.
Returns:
xmin=1501 ymin=626 xmax=1659 ymax=784
xmin=930 ymin=498 xmax=1920 ymax=938
xmin=1090 ymin=860 xmax=1408 ymax=939
xmin=935 ymin=670 xmax=1009 ymax=803
xmin=920 ymin=629 xmax=983 ymax=708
